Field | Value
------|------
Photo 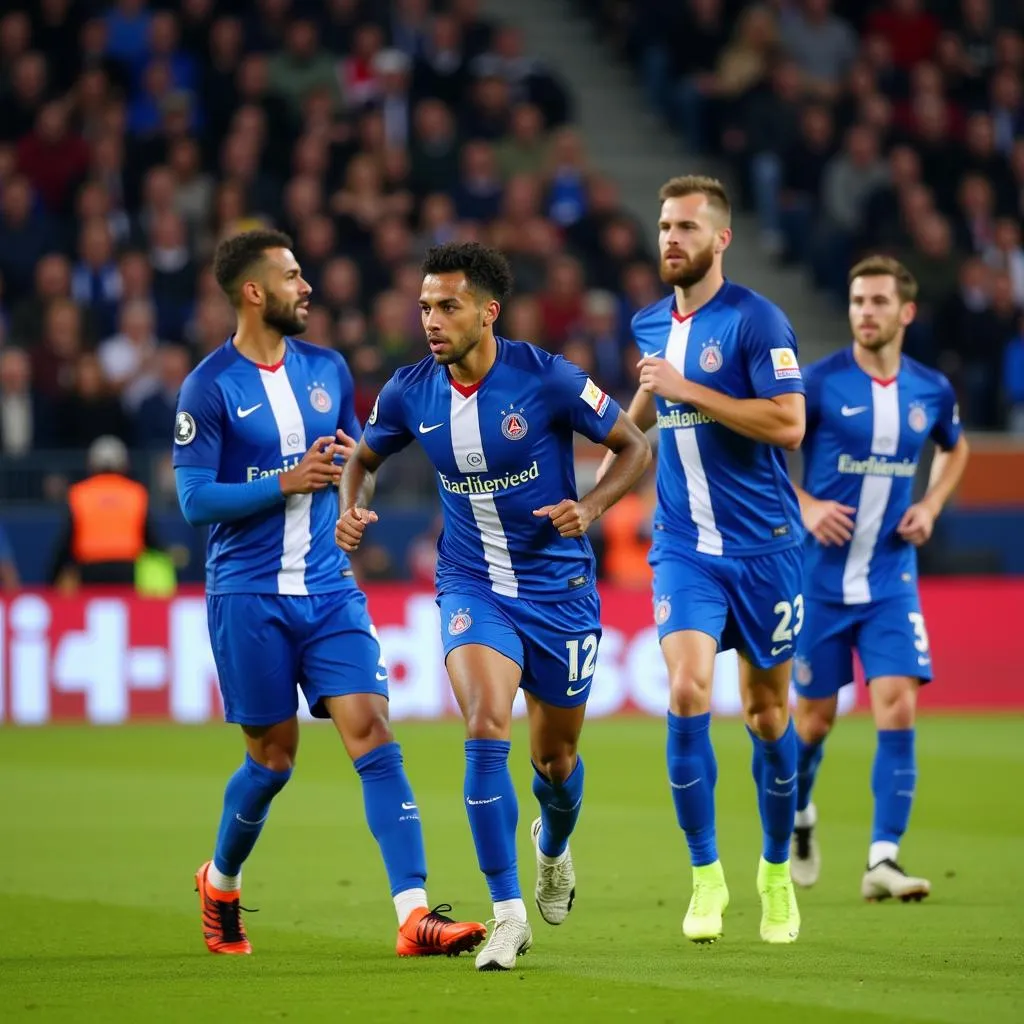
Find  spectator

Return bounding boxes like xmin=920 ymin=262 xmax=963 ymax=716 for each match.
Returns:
xmin=134 ymin=343 xmax=190 ymax=450
xmin=54 ymin=351 xmax=132 ymax=448
xmin=781 ymin=0 xmax=858 ymax=101
xmin=98 ymin=298 xmax=161 ymax=410
xmin=0 ymin=346 xmax=53 ymax=457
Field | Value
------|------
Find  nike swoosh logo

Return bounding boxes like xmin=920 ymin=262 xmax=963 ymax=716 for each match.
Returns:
xmin=418 ymin=422 xmax=444 ymax=434
xmin=917 ymin=657 xmax=930 ymax=666
xmin=237 ymin=403 xmax=262 ymax=418
xmin=670 ymin=778 xmax=701 ymax=790
xmin=466 ymin=795 xmax=502 ymax=806
xmin=566 ymin=680 xmax=592 ymax=697
xmin=647 ymin=349 xmax=664 ymax=358
xmin=841 ymin=405 xmax=868 ymax=416
xmin=775 ymin=773 xmax=797 ymax=786
xmin=375 ymin=670 xmax=388 ymax=681
xmin=771 ymin=645 xmax=792 ymax=656
xmin=401 ymin=802 xmax=417 ymax=811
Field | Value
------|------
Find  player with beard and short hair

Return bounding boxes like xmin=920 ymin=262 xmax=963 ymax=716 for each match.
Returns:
xmin=174 ymin=229 xmax=486 ymax=959
xmin=337 ymin=241 xmax=651 ymax=970
xmin=598 ymin=175 xmax=807 ymax=944
xmin=788 ymin=255 xmax=969 ymax=901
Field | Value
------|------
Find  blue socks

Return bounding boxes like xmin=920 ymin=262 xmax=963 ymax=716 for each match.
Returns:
xmin=747 ymin=719 xmax=798 ymax=864
xmin=213 ymin=754 xmax=292 ymax=876
xmin=532 ymin=755 xmax=585 ymax=857
xmin=872 ymin=728 xmax=916 ymax=845
xmin=464 ymin=739 xmax=520 ymax=901
xmin=795 ymin=731 xmax=825 ymax=813
xmin=666 ymin=712 xmax=719 ymax=866
xmin=354 ymin=742 xmax=428 ymax=896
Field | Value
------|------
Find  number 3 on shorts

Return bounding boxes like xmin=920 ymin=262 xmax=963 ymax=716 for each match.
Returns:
xmin=566 ymin=634 xmax=599 ymax=683
xmin=772 ymin=594 xmax=805 ymax=645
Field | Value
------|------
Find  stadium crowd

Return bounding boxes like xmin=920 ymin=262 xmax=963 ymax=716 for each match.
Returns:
xmin=0 ymin=0 xmax=665 ymax=506
xmin=585 ymin=0 xmax=1024 ymax=431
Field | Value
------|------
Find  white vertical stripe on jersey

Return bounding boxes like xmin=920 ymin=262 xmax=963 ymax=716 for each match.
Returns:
xmin=842 ymin=380 xmax=900 ymax=604
xmin=449 ymin=389 xmax=519 ymax=598
xmin=666 ymin=315 xmax=724 ymax=556
xmin=260 ymin=366 xmax=311 ymax=596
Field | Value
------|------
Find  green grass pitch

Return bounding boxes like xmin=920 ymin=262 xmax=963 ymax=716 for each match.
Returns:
xmin=1 ymin=716 xmax=1022 ymax=1023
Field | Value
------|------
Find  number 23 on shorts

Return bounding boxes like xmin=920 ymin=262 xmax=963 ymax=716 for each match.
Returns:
xmin=771 ymin=595 xmax=804 ymax=655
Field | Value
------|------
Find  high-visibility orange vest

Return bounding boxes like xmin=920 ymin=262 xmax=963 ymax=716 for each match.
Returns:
xmin=601 ymin=492 xmax=654 ymax=588
xmin=68 ymin=473 xmax=148 ymax=565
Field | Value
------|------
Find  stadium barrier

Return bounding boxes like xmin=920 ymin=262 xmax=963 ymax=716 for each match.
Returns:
xmin=0 ymin=579 xmax=1019 ymax=724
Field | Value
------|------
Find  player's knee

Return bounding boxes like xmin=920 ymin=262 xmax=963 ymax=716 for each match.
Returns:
xmin=668 ymin=671 xmax=712 ymax=716
xmin=465 ymin=705 xmax=512 ymax=740
xmin=744 ymin=694 xmax=788 ymax=740
xmin=533 ymin=749 xmax=577 ymax=786
xmin=251 ymin=747 xmax=297 ymax=774
xmin=796 ymin=703 xmax=834 ymax=745
xmin=874 ymin=686 xmax=916 ymax=730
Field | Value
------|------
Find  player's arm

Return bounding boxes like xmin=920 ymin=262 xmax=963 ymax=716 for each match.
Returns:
xmin=596 ymin=384 xmax=656 ymax=483
xmin=335 ymin=439 xmax=385 ymax=551
xmin=335 ymin=380 xmax=413 ymax=551
xmin=176 ymin=438 xmax=345 ymax=527
xmin=535 ymin=364 xmax=651 ymax=538
xmin=793 ymin=482 xmax=857 ymax=546
xmin=898 ymin=433 xmax=970 ymax=546
xmin=637 ymin=362 xmax=805 ymax=450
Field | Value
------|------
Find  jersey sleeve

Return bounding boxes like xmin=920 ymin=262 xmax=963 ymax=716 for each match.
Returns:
xmin=332 ymin=351 xmax=362 ymax=439
xmin=361 ymin=375 xmax=413 ymax=457
xmin=547 ymin=355 xmax=621 ymax=444
xmin=740 ymin=303 xmax=806 ymax=399
xmin=930 ymin=377 xmax=962 ymax=451
xmin=172 ymin=371 xmax=224 ymax=470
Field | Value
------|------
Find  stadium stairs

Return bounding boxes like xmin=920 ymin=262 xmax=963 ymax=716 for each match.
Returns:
xmin=482 ymin=0 xmax=849 ymax=362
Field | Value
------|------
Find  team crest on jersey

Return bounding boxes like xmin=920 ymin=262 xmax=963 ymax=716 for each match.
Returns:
xmin=174 ymin=411 xmax=196 ymax=445
xmin=794 ymin=656 xmax=813 ymax=687
xmin=308 ymin=382 xmax=332 ymax=413
xmin=699 ymin=339 xmax=723 ymax=373
xmin=448 ymin=608 xmax=473 ymax=635
xmin=907 ymin=402 xmax=927 ymax=433
xmin=654 ymin=595 xmax=672 ymax=625
xmin=500 ymin=406 xmax=529 ymax=440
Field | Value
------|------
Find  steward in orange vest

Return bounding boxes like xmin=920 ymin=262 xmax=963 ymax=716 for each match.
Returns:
xmin=50 ymin=436 xmax=161 ymax=587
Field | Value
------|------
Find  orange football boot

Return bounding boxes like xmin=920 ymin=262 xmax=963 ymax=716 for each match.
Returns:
xmin=195 ymin=860 xmax=253 ymax=955
xmin=396 ymin=903 xmax=486 ymax=957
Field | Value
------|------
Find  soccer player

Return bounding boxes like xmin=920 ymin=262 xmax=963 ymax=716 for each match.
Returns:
xmin=789 ymin=255 xmax=969 ymax=900
xmin=173 ymin=229 xmax=485 ymax=958
xmin=336 ymin=242 xmax=651 ymax=970
xmin=599 ymin=175 xmax=806 ymax=944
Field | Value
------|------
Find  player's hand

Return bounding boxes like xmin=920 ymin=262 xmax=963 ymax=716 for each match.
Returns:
xmin=335 ymin=506 xmax=379 ymax=551
xmin=334 ymin=428 xmax=358 ymax=463
xmin=637 ymin=356 xmax=689 ymax=405
xmin=897 ymin=502 xmax=935 ymax=547
xmin=279 ymin=436 xmax=345 ymax=495
xmin=803 ymin=497 xmax=856 ymax=546
xmin=533 ymin=499 xmax=593 ymax=538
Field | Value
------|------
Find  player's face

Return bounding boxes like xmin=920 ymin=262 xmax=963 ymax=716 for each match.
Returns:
xmin=849 ymin=274 xmax=915 ymax=350
xmin=658 ymin=195 xmax=725 ymax=289
xmin=419 ymin=272 xmax=497 ymax=364
xmin=260 ymin=248 xmax=312 ymax=336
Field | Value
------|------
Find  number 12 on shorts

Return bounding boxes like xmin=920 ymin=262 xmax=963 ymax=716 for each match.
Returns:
xmin=566 ymin=634 xmax=599 ymax=683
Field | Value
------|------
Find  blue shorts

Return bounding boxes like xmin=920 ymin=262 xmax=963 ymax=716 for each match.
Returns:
xmin=650 ymin=546 xmax=804 ymax=669
xmin=206 ymin=588 xmax=388 ymax=726
xmin=792 ymin=592 xmax=933 ymax=699
xmin=437 ymin=584 xmax=602 ymax=708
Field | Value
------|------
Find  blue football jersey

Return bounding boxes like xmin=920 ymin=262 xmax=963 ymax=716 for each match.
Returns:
xmin=800 ymin=348 xmax=961 ymax=604
xmin=362 ymin=338 xmax=621 ymax=601
xmin=632 ymin=282 xmax=805 ymax=557
xmin=173 ymin=338 xmax=361 ymax=595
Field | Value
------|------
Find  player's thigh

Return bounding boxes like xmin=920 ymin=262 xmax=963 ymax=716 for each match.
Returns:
xmin=792 ymin=598 xmax=857 ymax=701
xmin=439 ymin=590 xmax=523 ymax=737
xmin=857 ymin=593 xmax=934 ymax=687
xmin=516 ymin=590 xmax=603 ymax=709
xmin=652 ymin=554 xmax=726 ymax=710
xmin=296 ymin=590 xmax=390 ymax=733
xmin=207 ymin=593 xmax=301 ymax=728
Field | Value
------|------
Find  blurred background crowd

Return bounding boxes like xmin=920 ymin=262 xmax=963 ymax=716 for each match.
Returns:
xmin=588 ymin=0 xmax=1024 ymax=431
xmin=0 ymin=0 xmax=1022 ymax=587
